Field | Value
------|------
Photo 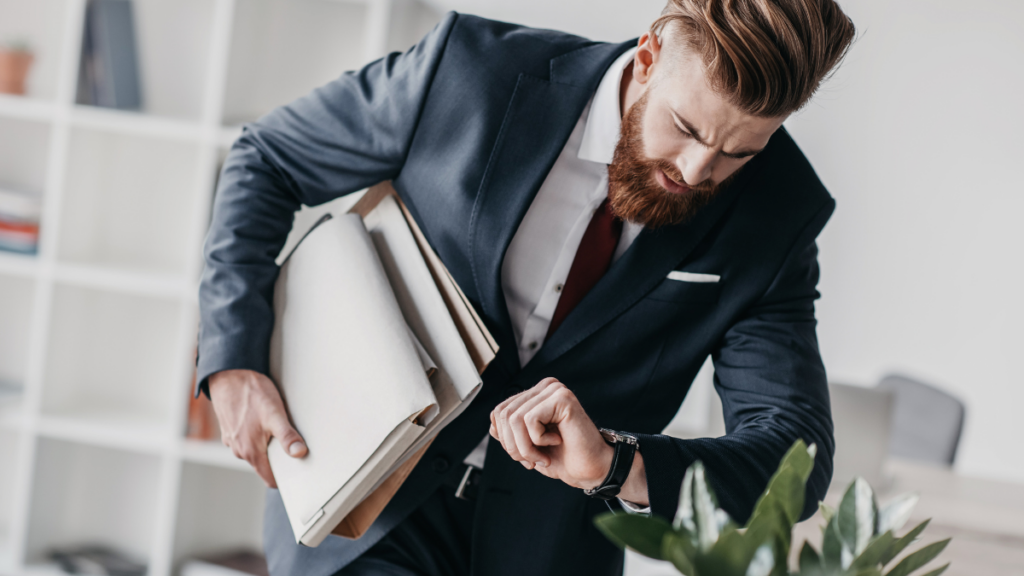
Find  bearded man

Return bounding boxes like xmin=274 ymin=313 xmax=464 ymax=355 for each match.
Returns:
xmin=198 ymin=1 xmax=856 ymax=575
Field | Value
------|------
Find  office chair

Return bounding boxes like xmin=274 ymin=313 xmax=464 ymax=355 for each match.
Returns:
xmin=878 ymin=374 xmax=966 ymax=466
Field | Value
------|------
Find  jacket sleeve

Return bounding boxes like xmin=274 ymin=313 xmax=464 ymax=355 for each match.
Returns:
xmin=195 ymin=13 xmax=459 ymax=396
xmin=634 ymin=198 xmax=836 ymax=524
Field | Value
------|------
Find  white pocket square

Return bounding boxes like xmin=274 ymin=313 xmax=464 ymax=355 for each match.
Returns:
xmin=667 ymin=271 xmax=720 ymax=283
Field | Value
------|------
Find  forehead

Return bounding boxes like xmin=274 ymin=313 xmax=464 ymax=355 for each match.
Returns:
xmin=651 ymin=51 xmax=783 ymax=145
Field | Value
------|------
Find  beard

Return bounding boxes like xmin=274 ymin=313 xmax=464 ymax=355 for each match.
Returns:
xmin=607 ymin=90 xmax=732 ymax=229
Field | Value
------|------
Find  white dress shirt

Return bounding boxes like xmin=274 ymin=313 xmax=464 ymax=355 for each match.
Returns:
xmin=501 ymin=47 xmax=642 ymax=368
xmin=467 ymin=48 xmax=650 ymax=513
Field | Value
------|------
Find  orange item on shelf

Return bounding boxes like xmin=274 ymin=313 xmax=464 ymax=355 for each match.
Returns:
xmin=0 ymin=50 xmax=33 ymax=95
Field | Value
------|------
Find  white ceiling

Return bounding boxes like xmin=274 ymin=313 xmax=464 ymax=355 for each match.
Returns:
xmin=418 ymin=0 xmax=667 ymax=43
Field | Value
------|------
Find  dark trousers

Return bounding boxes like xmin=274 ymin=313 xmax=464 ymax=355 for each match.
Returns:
xmin=335 ymin=482 xmax=476 ymax=576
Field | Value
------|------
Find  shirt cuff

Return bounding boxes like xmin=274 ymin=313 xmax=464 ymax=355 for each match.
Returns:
xmin=616 ymin=497 xmax=651 ymax=515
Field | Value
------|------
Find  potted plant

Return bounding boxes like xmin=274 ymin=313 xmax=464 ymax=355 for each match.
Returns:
xmin=0 ymin=40 xmax=34 ymax=95
xmin=595 ymin=441 xmax=950 ymax=576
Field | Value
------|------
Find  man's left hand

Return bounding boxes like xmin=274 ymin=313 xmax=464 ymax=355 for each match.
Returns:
xmin=489 ymin=378 xmax=648 ymax=506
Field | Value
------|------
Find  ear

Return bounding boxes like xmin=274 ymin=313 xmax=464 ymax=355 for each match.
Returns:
xmin=633 ymin=31 xmax=663 ymax=86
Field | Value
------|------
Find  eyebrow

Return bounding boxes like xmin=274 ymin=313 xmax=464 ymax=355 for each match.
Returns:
xmin=672 ymin=112 xmax=764 ymax=159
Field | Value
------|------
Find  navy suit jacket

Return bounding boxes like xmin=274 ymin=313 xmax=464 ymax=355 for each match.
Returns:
xmin=198 ymin=12 xmax=836 ymax=576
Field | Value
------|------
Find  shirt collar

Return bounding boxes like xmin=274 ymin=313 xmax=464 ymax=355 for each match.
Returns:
xmin=577 ymin=47 xmax=637 ymax=165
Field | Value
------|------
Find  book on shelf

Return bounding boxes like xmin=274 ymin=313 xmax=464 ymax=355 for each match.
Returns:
xmin=0 ymin=186 xmax=40 ymax=255
xmin=268 ymin=182 xmax=497 ymax=547
xmin=76 ymin=0 xmax=142 ymax=110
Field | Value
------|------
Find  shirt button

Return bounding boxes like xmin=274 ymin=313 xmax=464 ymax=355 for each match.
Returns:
xmin=554 ymin=283 xmax=564 ymax=293
xmin=528 ymin=341 xmax=538 ymax=351
xmin=432 ymin=456 xmax=450 ymax=473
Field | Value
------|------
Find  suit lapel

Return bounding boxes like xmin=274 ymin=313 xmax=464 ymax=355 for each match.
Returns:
xmin=469 ymin=41 xmax=633 ymax=374
xmin=520 ymin=158 xmax=762 ymax=381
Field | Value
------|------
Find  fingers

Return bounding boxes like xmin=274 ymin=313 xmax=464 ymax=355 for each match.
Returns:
xmin=508 ymin=387 xmax=561 ymax=467
xmin=492 ymin=379 xmax=553 ymax=461
xmin=492 ymin=378 xmax=562 ymax=468
xmin=208 ymin=369 xmax=306 ymax=488
xmin=237 ymin=441 xmax=278 ymax=489
xmin=267 ymin=412 xmax=307 ymax=458
xmin=523 ymin=380 xmax=579 ymax=447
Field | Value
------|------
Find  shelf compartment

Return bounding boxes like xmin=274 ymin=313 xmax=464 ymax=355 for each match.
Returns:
xmin=180 ymin=439 xmax=251 ymax=473
xmin=171 ymin=462 xmax=265 ymax=570
xmin=74 ymin=0 xmax=217 ymax=121
xmin=36 ymin=413 xmax=167 ymax=454
xmin=41 ymin=283 xmax=183 ymax=431
xmin=0 ymin=116 xmax=51 ymax=198
xmin=25 ymin=437 xmax=160 ymax=568
xmin=57 ymin=127 xmax=201 ymax=274
xmin=222 ymin=0 xmax=370 ymax=126
xmin=53 ymin=261 xmax=190 ymax=300
xmin=0 ymin=250 xmax=39 ymax=278
xmin=0 ymin=94 xmax=57 ymax=122
xmin=0 ymin=0 xmax=70 ymax=101
xmin=0 ymin=275 xmax=36 ymax=400
xmin=69 ymin=105 xmax=205 ymax=142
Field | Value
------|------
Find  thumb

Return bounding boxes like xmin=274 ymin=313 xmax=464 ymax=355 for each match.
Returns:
xmin=268 ymin=413 xmax=307 ymax=458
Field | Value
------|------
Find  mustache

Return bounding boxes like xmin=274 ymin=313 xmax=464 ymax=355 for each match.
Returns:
xmin=651 ymin=160 xmax=717 ymax=194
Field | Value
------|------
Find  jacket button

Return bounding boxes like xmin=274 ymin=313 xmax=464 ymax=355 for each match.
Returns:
xmin=432 ymin=456 xmax=450 ymax=473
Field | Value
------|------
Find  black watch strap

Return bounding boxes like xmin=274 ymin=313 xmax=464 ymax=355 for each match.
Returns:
xmin=584 ymin=429 xmax=638 ymax=500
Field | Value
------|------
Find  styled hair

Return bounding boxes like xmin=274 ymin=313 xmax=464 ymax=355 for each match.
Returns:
xmin=654 ymin=0 xmax=856 ymax=117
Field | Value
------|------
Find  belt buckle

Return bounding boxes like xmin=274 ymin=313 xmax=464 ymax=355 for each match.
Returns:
xmin=454 ymin=465 xmax=480 ymax=501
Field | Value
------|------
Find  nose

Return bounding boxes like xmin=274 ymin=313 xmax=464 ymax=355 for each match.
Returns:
xmin=677 ymin=147 xmax=716 ymax=187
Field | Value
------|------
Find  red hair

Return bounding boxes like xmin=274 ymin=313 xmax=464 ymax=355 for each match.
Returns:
xmin=654 ymin=0 xmax=856 ymax=116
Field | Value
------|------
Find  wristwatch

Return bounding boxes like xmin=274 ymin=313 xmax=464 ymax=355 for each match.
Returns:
xmin=583 ymin=428 xmax=639 ymax=500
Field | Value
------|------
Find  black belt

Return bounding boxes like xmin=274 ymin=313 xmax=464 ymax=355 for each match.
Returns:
xmin=442 ymin=464 xmax=482 ymax=501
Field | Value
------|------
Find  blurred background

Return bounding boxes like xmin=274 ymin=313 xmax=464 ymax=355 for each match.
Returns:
xmin=0 ymin=0 xmax=1020 ymax=575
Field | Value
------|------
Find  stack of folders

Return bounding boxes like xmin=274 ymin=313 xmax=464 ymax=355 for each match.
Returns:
xmin=0 ymin=187 xmax=41 ymax=255
xmin=268 ymin=182 xmax=498 ymax=547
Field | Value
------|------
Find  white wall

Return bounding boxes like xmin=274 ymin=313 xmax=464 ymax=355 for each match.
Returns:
xmin=424 ymin=0 xmax=1024 ymax=484
xmin=784 ymin=0 xmax=1024 ymax=484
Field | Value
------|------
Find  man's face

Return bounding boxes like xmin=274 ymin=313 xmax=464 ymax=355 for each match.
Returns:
xmin=609 ymin=48 xmax=786 ymax=228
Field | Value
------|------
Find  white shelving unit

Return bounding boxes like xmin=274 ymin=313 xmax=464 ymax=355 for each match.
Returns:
xmin=0 ymin=1 xmax=441 ymax=575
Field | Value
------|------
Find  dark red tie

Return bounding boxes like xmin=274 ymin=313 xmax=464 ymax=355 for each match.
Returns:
xmin=546 ymin=198 xmax=623 ymax=339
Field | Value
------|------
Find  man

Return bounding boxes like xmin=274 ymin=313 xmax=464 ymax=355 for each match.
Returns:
xmin=198 ymin=1 xmax=856 ymax=575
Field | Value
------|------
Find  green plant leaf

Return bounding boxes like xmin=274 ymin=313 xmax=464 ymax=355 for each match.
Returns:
xmin=919 ymin=563 xmax=950 ymax=576
xmin=852 ymin=569 xmax=883 ymax=576
xmin=694 ymin=527 xmax=761 ymax=576
xmin=884 ymin=539 xmax=950 ymax=576
xmin=819 ymin=502 xmax=836 ymax=524
xmin=850 ymin=531 xmax=894 ymax=570
xmin=692 ymin=463 xmax=723 ymax=552
xmin=675 ymin=465 xmax=697 ymax=533
xmin=877 ymin=493 xmax=919 ymax=535
xmin=821 ymin=515 xmax=843 ymax=572
xmin=662 ymin=530 xmax=696 ymax=575
xmin=879 ymin=519 xmax=930 ymax=566
xmin=744 ymin=543 xmax=775 ymax=576
xmin=748 ymin=441 xmax=816 ymax=529
xmin=593 ymin=512 xmax=672 ymax=560
xmin=837 ymin=477 xmax=877 ymax=556
xmin=797 ymin=541 xmax=823 ymax=575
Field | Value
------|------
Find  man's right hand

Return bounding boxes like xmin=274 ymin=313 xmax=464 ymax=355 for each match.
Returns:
xmin=208 ymin=369 xmax=308 ymax=488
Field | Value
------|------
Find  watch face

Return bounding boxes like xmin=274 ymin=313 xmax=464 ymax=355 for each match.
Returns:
xmin=599 ymin=428 xmax=638 ymax=446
